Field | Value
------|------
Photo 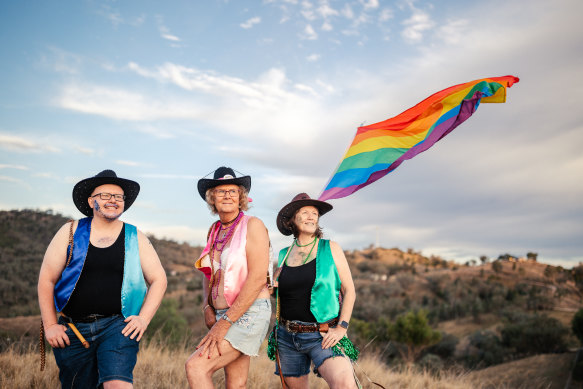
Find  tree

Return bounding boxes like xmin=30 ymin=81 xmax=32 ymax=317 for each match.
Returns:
xmin=526 ymin=252 xmax=538 ymax=261
xmin=544 ymin=265 xmax=557 ymax=281
xmin=480 ymin=256 xmax=489 ymax=265
xmin=492 ymin=260 xmax=503 ymax=274
xmin=388 ymin=310 xmax=442 ymax=365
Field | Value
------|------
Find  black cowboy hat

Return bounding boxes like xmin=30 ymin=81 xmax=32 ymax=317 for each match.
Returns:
xmin=72 ymin=169 xmax=140 ymax=217
xmin=276 ymin=193 xmax=333 ymax=236
xmin=197 ymin=166 xmax=251 ymax=200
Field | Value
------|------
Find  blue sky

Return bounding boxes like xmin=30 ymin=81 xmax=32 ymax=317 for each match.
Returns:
xmin=1 ymin=0 xmax=582 ymax=267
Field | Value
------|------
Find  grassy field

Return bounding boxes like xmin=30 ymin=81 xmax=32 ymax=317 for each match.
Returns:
xmin=0 ymin=342 xmax=577 ymax=389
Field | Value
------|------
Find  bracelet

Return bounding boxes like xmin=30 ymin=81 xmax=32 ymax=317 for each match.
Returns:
xmin=203 ymin=304 xmax=213 ymax=313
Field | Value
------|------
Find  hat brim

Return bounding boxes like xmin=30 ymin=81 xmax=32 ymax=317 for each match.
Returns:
xmin=73 ymin=176 xmax=140 ymax=217
xmin=276 ymin=198 xmax=333 ymax=236
xmin=197 ymin=176 xmax=251 ymax=200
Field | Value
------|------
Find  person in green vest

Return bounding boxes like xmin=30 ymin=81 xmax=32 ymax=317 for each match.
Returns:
xmin=271 ymin=193 xmax=358 ymax=389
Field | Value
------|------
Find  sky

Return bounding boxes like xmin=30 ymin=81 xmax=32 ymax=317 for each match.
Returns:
xmin=1 ymin=0 xmax=582 ymax=267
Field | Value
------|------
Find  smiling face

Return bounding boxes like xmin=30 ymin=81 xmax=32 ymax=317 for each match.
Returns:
xmin=293 ymin=205 xmax=320 ymax=237
xmin=211 ymin=184 xmax=241 ymax=215
xmin=88 ymin=184 xmax=125 ymax=221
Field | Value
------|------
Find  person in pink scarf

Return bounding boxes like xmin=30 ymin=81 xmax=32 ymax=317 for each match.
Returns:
xmin=186 ymin=167 xmax=272 ymax=388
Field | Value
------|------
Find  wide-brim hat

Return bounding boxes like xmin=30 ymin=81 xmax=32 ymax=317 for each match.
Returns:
xmin=276 ymin=193 xmax=333 ymax=236
xmin=197 ymin=166 xmax=251 ymax=200
xmin=72 ymin=169 xmax=140 ymax=217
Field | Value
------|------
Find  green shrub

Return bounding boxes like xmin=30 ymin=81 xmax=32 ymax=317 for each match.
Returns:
xmin=501 ymin=313 xmax=568 ymax=356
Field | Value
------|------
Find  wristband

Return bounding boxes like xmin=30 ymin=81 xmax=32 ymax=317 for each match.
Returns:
xmin=221 ymin=313 xmax=234 ymax=325
xmin=339 ymin=320 xmax=349 ymax=329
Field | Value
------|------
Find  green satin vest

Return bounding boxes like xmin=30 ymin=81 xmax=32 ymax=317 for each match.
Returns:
xmin=277 ymin=239 xmax=341 ymax=323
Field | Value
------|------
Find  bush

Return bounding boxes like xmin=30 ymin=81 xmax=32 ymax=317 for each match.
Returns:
xmin=501 ymin=313 xmax=568 ymax=356
xmin=572 ymin=308 xmax=583 ymax=346
xmin=461 ymin=330 xmax=505 ymax=368
xmin=146 ymin=299 xmax=190 ymax=347
xmin=425 ymin=333 xmax=459 ymax=360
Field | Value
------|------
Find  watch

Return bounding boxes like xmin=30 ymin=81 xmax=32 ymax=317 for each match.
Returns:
xmin=339 ymin=320 xmax=349 ymax=329
xmin=221 ymin=313 xmax=234 ymax=325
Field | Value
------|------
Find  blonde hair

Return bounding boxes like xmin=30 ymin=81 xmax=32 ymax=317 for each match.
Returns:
xmin=205 ymin=185 xmax=250 ymax=215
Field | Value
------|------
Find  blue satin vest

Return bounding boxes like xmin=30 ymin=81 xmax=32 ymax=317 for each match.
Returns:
xmin=53 ymin=217 xmax=147 ymax=318
xmin=278 ymin=239 xmax=341 ymax=323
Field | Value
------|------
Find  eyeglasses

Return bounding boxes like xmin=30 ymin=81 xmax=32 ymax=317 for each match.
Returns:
xmin=214 ymin=189 xmax=239 ymax=198
xmin=91 ymin=193 xmax=126 ymax=202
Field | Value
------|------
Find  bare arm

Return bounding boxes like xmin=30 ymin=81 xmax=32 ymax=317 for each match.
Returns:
xmin=122 ymin=230 xmax=167 ymax=341
xmin=321 ymin=240 xmax=356 ymax=349
xmin=196 ymin=217 xmax=269 ymax=357
xmin=38 ymin=222 xmax=75 ymax=348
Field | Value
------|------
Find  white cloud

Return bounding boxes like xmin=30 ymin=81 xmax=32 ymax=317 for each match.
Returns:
xmin=74 ymin=146 xmax=96 ymax=155
xmin=0 ymin=133 xmax=60 ymax=153
xmin=240 ymin=16 xmax=261 ymax=29
xmin=341 ymin=4 xmax=354 ymax=19
xmin=379 ymin=8 xmax=393 ymax=22
xmin=317 ymin=2 xmax=339 ymax=19
xmin=0 ymin=164 xmax=28 ymax=170
xmin=303 ymin=24 xmax=318 ymax=40
xmin=55 ymin=82 xmax=202 ymax=121
xmin=401 ymin=7 xmax=434 ymax=43
xmin=322 ymin=21 xmax=333 ymax=31
xmin=116 ymin=160 xmax=142 ymax=167
xmin=437 ymin=19 xmax=469 ymax=44
xmin=359 ymin=0 xmax=379 ymax=11
xmin=139 ymin=174 xmax=197 ymax=180
xmin=159 ymin=25 xmax=181 ymax=42
xmin=0 ymin=175 xmax=22 ymax=183
xmin=306 ymin=53 xmax=321 ymax=62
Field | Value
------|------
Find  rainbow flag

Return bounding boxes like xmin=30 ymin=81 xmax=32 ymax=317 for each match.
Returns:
xmin=319 ymin=75 xmax=519 ymax=201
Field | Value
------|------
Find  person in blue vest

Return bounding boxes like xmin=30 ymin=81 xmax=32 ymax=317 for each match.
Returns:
xmin=38 ymin=169 xmax=167 ymax=389
xmin=271 ymin=193 xmax=358 ymax=389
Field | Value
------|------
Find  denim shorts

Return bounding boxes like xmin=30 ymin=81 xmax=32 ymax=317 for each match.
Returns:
xmin=53 ymin=314 xmax=139 ymax=388
xmin=274 ymin=323 xmax=335 ymax=377
xmin=215 ymin=298 xmax=271 ymax=356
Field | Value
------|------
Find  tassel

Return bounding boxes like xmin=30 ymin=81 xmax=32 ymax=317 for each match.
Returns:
xmin=331 ymin=336 xmax=360 ymax=361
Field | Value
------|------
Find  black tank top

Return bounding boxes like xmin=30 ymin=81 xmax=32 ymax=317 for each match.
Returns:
xmin=63 ymin=224 xmax=125 ymax=317
xmin=279 ymin=259 xmax=317 ymax=322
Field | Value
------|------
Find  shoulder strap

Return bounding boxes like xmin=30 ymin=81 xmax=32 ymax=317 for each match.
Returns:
xmin=65 ymin=220 xmax=75 ymax=267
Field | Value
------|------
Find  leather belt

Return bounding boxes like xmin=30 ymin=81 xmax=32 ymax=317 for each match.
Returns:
xmin=63 ymin=314 xmax=115 ymax=323
xmin=280 ymin=317 xmax=339 ymax=333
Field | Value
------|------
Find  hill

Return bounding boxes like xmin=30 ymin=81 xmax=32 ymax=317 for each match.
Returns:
xmin=1 ymin=209 xmax=582 ymax=385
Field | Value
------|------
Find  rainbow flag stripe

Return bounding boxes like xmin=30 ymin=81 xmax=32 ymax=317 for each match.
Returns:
xmin=319 ymin=76 xmax=519 ymax=201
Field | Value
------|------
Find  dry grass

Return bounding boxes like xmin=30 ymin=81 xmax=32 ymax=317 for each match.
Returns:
xmin=466 ymin=352 xmax=576 ymax=389
xmin=4 ymin=342 xmax=572 ymax=389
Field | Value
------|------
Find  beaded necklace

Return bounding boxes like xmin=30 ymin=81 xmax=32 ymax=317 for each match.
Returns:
xmin=283 ymin=236 xmax=319 ymax=266
xmin=209 ymin=211 xmax=243 ymax=300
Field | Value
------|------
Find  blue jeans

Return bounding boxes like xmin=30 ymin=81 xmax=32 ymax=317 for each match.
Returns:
xmin=53 ymin=315 xmax=139 ymax=388
xmin=274 ymin=324 xmax=335 ymax=377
